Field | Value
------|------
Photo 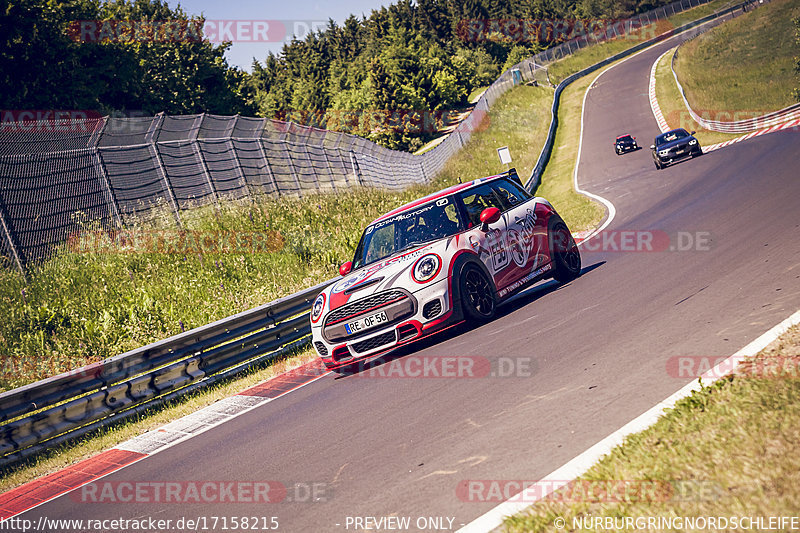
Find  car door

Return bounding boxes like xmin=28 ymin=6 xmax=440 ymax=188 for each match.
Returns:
xmin=488 ymin=179 xmax=548 ymax=294
xmin=457 ymin=183 xmax=510 ymax=286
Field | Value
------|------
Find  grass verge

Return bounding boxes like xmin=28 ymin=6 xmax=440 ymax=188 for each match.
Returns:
xmin=504 ymin=323 xmax=800 ymax=532
xmin=546 ymin=0 xmax=737 ymax=85
xmin=0 ymin=187 xmax=439 ymax=392
xmin=437 ymin=85 xmax=554 ymax=198
xmin=674 ymin=0 xmax=800 ymax=114
xmin=655 ymin=47 xmax=741 ymax=146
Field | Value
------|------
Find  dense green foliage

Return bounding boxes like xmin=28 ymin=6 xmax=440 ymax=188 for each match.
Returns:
xmin=248 ymin=0 xmax=675 ymax=150
xmin=3 ymin=0 xmax=676 ymax=147
xmin=0 ymin=0 xmax=253 ymax=115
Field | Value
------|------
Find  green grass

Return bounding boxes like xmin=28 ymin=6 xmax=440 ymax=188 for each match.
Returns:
xmin=655 ymin=46 xmax=741 ymax=146
xmin=666 ymin=0 xmax=739 ymax=27
xmin=0 ymin=0 xmax=736 ymax=487
xmin=0 ymin=80 xmax=595 ymax=489
xmin=0 ymin=0 xmax=741 ymax=393
xmin=437 ymin=85 xmax=554 ymax=196
xmin=0 ymin=187 xmax=442 ymax=392
xmin=674 ymin=0 xmax=800 ymax=112
xmin=535 ymin=74 xmax=606 ymax=232
xmin=433 ymin=83 xmax=603 ymax=233
xmin=0 ymin=82 xmax=588 ymax=393
xmin=468 ymin=85 xmax=489 ymax=103
xmin=504 ymin=325 xmax=800 ymax=532
xmin=546 ymin=0 xmax=739 ymax=85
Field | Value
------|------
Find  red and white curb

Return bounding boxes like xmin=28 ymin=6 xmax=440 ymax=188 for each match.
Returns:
xmin=458 ymin=309 xmax=800 ymax=532
xmin=0 ymin=359 xmax=330 ymax=520
xmin=649 ymin=49 xmax=672 ymax=133
xmin=702 ymin=118 xmax=800 ymax=151
xmin=649 ymin=49 xmax=800 ymax=151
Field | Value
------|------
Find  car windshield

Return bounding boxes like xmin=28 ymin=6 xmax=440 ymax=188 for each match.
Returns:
xmin=352 ymin=197 xmax=464 ymax=269
xmin=656 ymin=130 xmax=688 ymax=146
xmin=617 ymin=135 xmax=633 ymax=142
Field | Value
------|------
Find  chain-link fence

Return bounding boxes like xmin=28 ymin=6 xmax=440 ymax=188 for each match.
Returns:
xmin=0 ymin=0 xmax=713 ymax=271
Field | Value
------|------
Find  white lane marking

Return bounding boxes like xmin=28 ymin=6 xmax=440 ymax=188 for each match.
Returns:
xmin=458 ymin=309 xmax=800 ymax=533
xmin=457 ymin=24 xmax=786 ymax=532
xmin=570 ymin=38 xmax=676 ymax=245
xmin=117 ymin=395 xmax=272 ymax=455
xmin=118 ymin=368 xmax=331 ymax=456
xmin=13 ymin=364 xmax=332 ymax=519
xmin=575 ymin=17 xmax=728 ymax=246
xmin=649 ymin=49 xmax=673 ymax=133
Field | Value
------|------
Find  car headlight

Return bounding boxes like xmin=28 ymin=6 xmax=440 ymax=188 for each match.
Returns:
xmin=689 ymin=139 xmax=697 ymax=145
xmin=311 ymin=293 xmax=326 ymax=323
xmin=658 ymin=150 xmax=669 ymax=156
xmin=412 ymin=254 xmax=442 ymax=283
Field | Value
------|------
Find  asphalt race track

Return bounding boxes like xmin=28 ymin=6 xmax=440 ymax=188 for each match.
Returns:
xmin=20 ymin=31 xmax=800 ymax=533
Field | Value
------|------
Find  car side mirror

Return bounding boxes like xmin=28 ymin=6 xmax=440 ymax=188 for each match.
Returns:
xmin=690 ymin=131 xmax=696 ymax=135
xmin=479 ymin=207 xmax=501 ymax=232
xmin=339 ymin=261 xmax=352 ymax=276
xmin=650 ymin=144 xmax=655 ymax=150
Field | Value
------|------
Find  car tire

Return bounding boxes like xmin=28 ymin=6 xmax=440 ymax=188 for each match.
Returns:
xmin=654 ymin=160 xmax=662 ymax=170
xmin=459 ymin=263 xmax=496 ymax=322
xmin=549 ymin=218 xmax=582 ymax=283
xmin=692 ymin=148 xmax=703 ymax=158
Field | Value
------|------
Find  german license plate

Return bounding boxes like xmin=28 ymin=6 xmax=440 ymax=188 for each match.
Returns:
xmin=345 ymin=311 xmax=389 ymax=335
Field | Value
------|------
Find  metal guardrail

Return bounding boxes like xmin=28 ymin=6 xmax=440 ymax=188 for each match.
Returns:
xmin=669 ymin=2 xmax=798 ymax=134
xmin=525 ymin=0 xmax=763 ymax=194
xmin=0 ymin=277 xmax=336 ymax=468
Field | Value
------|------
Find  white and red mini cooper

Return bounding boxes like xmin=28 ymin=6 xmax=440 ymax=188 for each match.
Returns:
xmin=310 ymin=169 xmax=581 ymax=370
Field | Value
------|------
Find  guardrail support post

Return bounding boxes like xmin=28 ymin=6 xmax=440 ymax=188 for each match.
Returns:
xmin=91 ymin=117 xmax=123 ymax=227
xmin=0 ymin=193 xmax=24 ymax=274
xmin=147 ymin=114 xmax=182 ymax=225
xmin=349 ymin=151 xmax=364 ymax=187
xmin=227 ymin=115 xmax=252 ymax=199
xmin=192 ymin=114 xmax=219 ymax=205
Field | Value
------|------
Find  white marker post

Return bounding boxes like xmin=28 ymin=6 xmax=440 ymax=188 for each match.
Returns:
xmin=497 ymin=146 xmax=512 ymax=171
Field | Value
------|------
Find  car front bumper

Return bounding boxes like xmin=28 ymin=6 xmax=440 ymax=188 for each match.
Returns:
xmin=312 ymin=278 xmax=455 ymax=368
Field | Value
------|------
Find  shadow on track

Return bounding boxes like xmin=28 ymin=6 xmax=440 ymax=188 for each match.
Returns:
xmin=332 ymin=261 xmax=606 ymax=378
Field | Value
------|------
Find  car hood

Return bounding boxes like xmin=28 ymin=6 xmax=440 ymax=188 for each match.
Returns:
xmin=657 ymin=137 xmax=693 ymax=150
xmin=322 ymin=239 xmax=452 ymax=312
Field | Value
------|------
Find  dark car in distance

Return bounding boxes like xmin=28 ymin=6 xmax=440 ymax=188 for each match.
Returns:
xmin=651 ymin=128 xmax=702 ymax=169
xmin=614 ymin=134 xmax=638 ymax=155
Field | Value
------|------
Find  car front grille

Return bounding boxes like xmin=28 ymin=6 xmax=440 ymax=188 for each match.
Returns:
xmin=422 ymin=299 xmax=442 ymax=319
xmin=352 ymin=330 xmax=396 ymax=354
xmin=314 ymin=341 xmax=328 ymax=357
xmin=325 ymin=290 xmax=408 ymax=325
